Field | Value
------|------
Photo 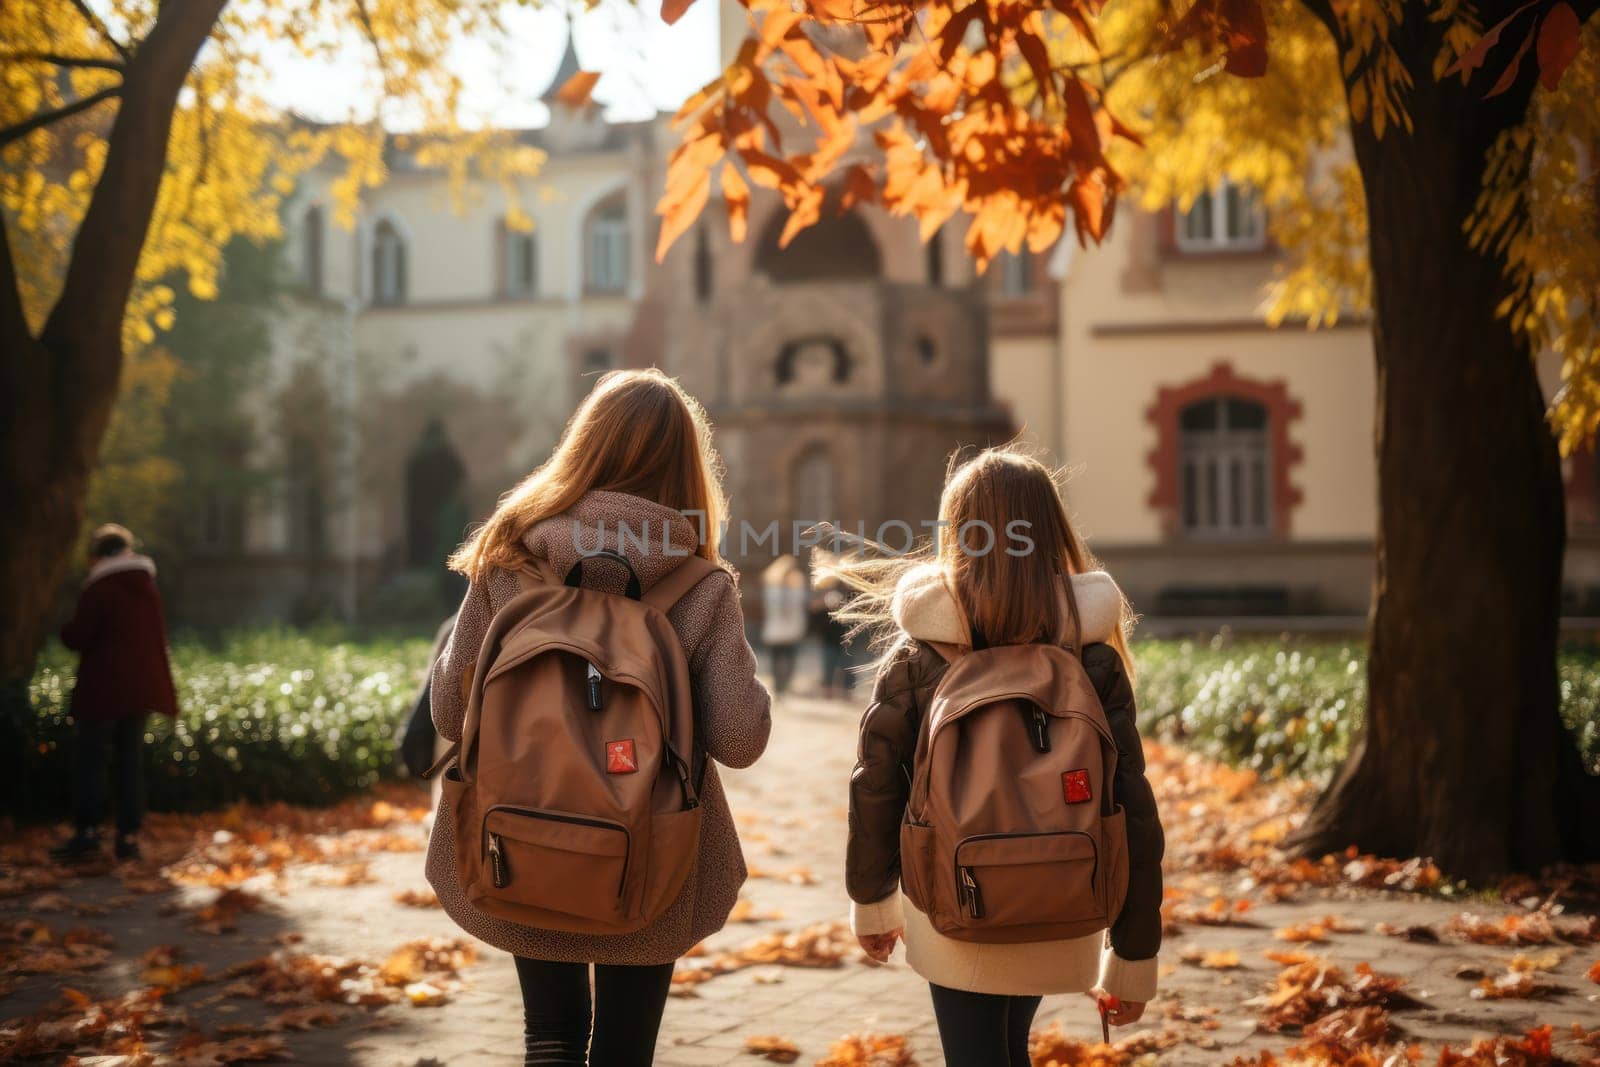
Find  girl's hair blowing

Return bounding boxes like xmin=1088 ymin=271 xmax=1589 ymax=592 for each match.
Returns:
xmin=818 ymin=447 xmax=1136 ymax=677
xmin=449 ymin=368 xmax=727 ymax=581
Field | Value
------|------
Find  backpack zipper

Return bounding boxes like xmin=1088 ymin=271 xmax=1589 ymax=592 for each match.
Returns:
xmin=482 ymin=807 xmax=632 ymax=897
xmin=1029 ymin=707 xmax=1051 ymax=753
xmin=488 ymin=833 xmax=508 ymax=888
xmin=960 ymin=866 xmax=985 ymax=919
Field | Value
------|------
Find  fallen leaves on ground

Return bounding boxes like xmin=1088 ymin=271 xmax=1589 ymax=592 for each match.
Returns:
xmin=1436 ymin=1024 xmax=1565 ymax=1066
xmin=814 ymin=1032 xmax=916 ymax=1066
xmin=1274 ymin=915 xmax=1364 ymax=943
xmin=1447 ymin=911 xmax=1561 ymax=946
xmin=1249 ymin=954 xmax=1418 ymax=1032
xmin=1374 ymin=922 xmax=1441 ymax=942
xmin=0 ymin=918 xmax=113 ymax=974
xmin=672 ymin=921 xmax=858 ymax=993
xmin=1466 ymin=953 xmax=1567 ymax=1001
xmin=743 ymin=1033 xmax=801 ymax=1062
xmin=1181 ymin=947 xmax=1243 ymax=970
xmin=393 ymin=887 xmax=439 ymax=908
xmin=220 ymin=937 xmax=479 ymax=1014
xmin=1029 ymin=1022 xmax=1187 ymax=1066
xmin=190 ymin=887 xmax=265 ymax=934
xmin=746 ymin=864 xmax=820 ymax=886
xmin=140 ymin=945 xmax=208 ymax=991
xmin=0 ymin=986 xmax=187 ymax=1061
xmin=728 ymin=897 xmax=785 ymax=923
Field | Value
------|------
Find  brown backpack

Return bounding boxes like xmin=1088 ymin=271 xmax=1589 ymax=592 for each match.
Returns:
xmin=433 ymin=550 xmax=716 ymax=935
xmin=900 ymin=642 xmax=1130 ymax=944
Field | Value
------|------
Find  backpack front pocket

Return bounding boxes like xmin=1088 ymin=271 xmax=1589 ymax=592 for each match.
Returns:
xmin=482 ymin=807 xmax=630 ymax=923
xmin=952 ymin=831 xmax=1102 ymax=932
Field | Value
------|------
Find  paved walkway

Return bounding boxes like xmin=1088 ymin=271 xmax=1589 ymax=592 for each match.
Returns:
xmin=4 ymin=690 xmax=1599 ymax=1065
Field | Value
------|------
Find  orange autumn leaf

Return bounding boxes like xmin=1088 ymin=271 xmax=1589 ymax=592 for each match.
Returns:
xmin=777 ymin=186 xmax=824 ymax=248
xmin=553 ymin=71 xmax=601 ymax=109
xmin=655 ymin=167 xmax=712 ymax=263
xmin=721 ymin=163 xmax=751 ymax=243
xmin=661 ymin=0 xmax=696 ymax=26
xmin=1534 ymin=1 xmax=1581 ymax=91
xmin=744 ymin=1034 xmax=802 ymax=1063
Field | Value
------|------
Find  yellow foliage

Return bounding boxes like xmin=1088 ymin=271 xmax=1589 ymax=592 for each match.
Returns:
xmin=1467 ymin=19 xmax=1600 ymax=451
xmin=84 ymin=343 xmax=183 ymax=543
xmin=1 ymin=0 xmax=546 ymax=344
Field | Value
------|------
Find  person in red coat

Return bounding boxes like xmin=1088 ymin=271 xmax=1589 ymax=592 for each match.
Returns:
xmin=50 ymin=524 xmax=178 ymax=864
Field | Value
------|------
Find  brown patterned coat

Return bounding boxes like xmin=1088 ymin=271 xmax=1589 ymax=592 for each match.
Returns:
xmin=425 ymin=491 xmax=772 ymax=964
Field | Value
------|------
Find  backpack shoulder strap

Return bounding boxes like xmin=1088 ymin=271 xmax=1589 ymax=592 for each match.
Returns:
xmin=640 ymin=554 xmax=720 ymax=613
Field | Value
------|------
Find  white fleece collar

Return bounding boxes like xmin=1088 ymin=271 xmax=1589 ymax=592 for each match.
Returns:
xmin=890 ymin=562 xmax=1122 ymax=647
xmin=84 ymin=553 xmax=156 ymax=588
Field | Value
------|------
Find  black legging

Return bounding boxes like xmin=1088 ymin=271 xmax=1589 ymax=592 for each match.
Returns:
xmin=513 ymin=956 xmax=675 ymax=1066
xmin=928 ymin=983 xmax=1041 ymax=1067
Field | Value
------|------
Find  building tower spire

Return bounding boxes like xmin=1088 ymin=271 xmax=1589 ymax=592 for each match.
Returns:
xmin=541 ymin=31 xmax=584 ymax=106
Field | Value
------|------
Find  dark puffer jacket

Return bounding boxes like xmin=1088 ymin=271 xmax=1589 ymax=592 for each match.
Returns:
xmin=845 ymin=564 xmax=1165 ymax=998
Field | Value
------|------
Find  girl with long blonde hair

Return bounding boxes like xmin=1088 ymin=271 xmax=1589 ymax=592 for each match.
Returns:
xmin=426 ymin=369 xmax=771 ymax=1066
xmin=832 ymin=448 xmax=1164 ymax=1067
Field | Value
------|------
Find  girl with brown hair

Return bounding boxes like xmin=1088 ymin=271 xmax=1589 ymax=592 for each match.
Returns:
xmin=830 ymin=448 xmax=1165 ymax=1067
xmin=426 ymin=369 xmax=772 ymax=1066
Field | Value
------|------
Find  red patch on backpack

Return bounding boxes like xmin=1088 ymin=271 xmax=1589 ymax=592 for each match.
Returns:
xmin=1062 ymin=769 xmax=1092 ymax=805
xmin=606 ymin=739 xmax=637 ymax=774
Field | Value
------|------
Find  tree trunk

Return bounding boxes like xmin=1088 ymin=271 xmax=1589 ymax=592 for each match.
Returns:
xmin=1292 ymin=42 xmax=1600 ymax=878
xmin=0 ymin=0 xmax=227 ymax=688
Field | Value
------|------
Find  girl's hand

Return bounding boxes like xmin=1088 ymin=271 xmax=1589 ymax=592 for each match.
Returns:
xmin=857 ymin=928 xmax=902 ymax=963
xmin=1105 ymin=998 xmax=1145 ymax=1026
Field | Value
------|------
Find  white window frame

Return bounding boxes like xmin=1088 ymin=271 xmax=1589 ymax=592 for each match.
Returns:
xmin=503 ymin=224 xmax=537 ymax=298
xmin=372 ymin=219 xmax=408 ymax=305
xmin=1179 ymin=397 xmax=1272 ymax=539
xmin=995 ymin=249 xmax=1036 ymax=297
xmin=1176 ymin=178 xmax=1266 ymax=253
xmin=301 ymin=204 xmax=324 ymax=295
xmin=585 ymin=202 xmax=630 ymax=294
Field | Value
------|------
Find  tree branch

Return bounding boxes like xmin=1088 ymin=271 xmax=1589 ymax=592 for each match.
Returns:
xmin=70 ymin=0 xmax=132 ymax=61
xmin=1296 ymin=0 xmax=1343 ymax=44
xmin=39 ymin=0 xmax=227 ymax=454
xmin=0 ymin=212 xmax=30 ymax=357
xmin=0 ymin=87 xmax=122 ymax=149
xmin=0 ymin=51 xmax=126 ymax=71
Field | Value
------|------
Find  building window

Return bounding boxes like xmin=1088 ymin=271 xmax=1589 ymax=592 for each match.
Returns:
xmin=405 ymin=418 xmax=467 ymax=569
xmin=302 ymin=205 xmax=324 ymax=295
xmin=1146 ymin=362 xmax=1303 ymax=540
xmin=1179 ymin=397 xmax=1271 ymax=538
xmin=372 ymin=219 xmax=408 ymax=305
xmin=776 ymin=336 xmax=849 ymax=388
xmin=580 ymin=348 xmax=613 ymax=379
xmin=585 ymin=194 xmax=630 ymax=294
xmin=925 ymin=231 xmax=944 ymax=286
xmin=500 ymin=221 xmax=537 ymax=298
xmin=693 ymin=226 xmax=713 ymax=304
xmin=791 ymin=445 xmax=835 ymax=527
xmin=1176 ymin=178 xmax=1265 ymax=253
xmin=994 ymin=250 xmax=1038 ymax=297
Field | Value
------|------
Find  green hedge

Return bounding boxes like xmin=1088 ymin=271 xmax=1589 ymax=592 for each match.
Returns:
xmin=1133 ymin=635 xmax=1600 ymax=781
xmin=15 ymin=629 xmax=1600 ymax=817
xmin=19 ymin=629 xmax=433 ymax=815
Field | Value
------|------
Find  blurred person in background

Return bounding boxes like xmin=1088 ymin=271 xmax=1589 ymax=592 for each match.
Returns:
xmin=809 ymin=565 xmax=853 ymax=699
xmin=50 ymin=524 xmax=178 ymax=865
xmin=761 ymin=554 xmax=808 ymax=696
